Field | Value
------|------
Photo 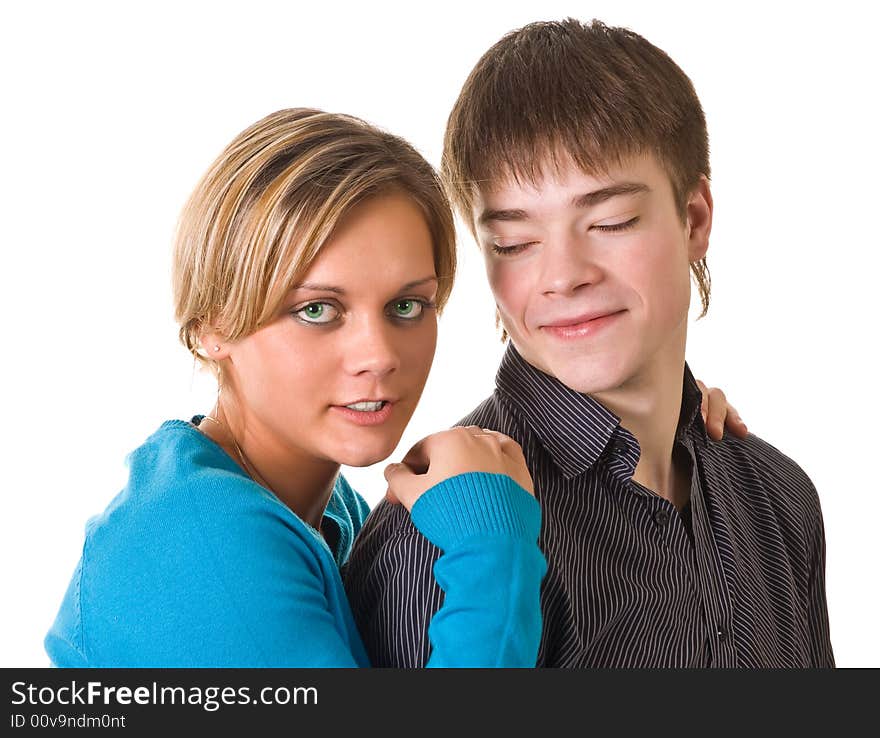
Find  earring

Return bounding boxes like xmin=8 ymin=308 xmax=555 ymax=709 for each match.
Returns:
xmin=213 ymin=345 xmax=220 ymax=352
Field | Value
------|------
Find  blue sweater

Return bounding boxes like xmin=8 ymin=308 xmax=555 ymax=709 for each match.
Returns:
xmin=45 ymin=420 xmax=546 ymax=667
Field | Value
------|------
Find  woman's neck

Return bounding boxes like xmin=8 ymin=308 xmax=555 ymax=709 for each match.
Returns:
xmin=200 ymin=404 xmax=340 ymax=529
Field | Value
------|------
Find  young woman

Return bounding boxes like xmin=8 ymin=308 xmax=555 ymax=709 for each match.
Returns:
xmin=44 ymin=108 xmax=742 ymax=667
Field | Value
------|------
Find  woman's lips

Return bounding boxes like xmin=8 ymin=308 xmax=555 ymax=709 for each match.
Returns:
xmin=540 ymin=310 xmax=626 ymax=340
xmin=330 ymin=401 xmax=395 ymax=426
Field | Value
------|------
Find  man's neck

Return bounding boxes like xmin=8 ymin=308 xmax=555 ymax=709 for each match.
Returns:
xmin=591 ymin=326 xmax=690 ymax=509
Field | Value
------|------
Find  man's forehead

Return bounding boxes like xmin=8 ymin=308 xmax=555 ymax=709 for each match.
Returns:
xmin=473 ymin=150 xmax=661 ymax=201
xmin=471 ymin=154 xmax=664 ymax=217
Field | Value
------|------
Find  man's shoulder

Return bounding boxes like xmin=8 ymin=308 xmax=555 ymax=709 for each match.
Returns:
xmin=349 ymin=497 xmax=425 ymax=562
xmin=344 ymin=496 xmax=442 ymax=609
xmin=350 ymin=391 xmax=526 ymax=558
xmin=455 ymin=391 xmax=530 ymax=440
xmin=702 ymin=430 xmax=821 ymax=518
xmin=456 ymin=392 xmax=504 ymax=427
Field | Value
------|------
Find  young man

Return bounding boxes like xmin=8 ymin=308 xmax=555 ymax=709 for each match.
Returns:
xmin=343 ymin=18 xmax=834 ymax=667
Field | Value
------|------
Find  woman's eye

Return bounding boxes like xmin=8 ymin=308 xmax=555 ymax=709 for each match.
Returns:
xmin=294 ymin=302 xmax=339 ymax=324
xmin=390 ymin=299 xmax=424 ymax=320
xmin=592 ymin=216 xmax=640 ymax=233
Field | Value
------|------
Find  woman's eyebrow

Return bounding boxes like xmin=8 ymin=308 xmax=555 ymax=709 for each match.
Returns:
xmin=397 ymin=276 xmax=438 ymax=291
xmin=290 ymin=282 xmax=345 ymax=294
xmin=290 ymin=275 xmax=437 ymax=295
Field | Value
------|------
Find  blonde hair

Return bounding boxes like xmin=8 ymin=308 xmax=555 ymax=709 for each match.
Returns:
xmin=173 ymin=107 xmax=457 ymax=368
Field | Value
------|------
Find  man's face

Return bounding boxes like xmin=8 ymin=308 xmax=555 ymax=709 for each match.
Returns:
xmin=472 ymin=153 xmax=711 ymax=394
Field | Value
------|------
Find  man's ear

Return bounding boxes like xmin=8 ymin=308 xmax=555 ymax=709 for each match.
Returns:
xmin=199 ymin=329 xmax=232 ymax=360
xmin=686 ymin=175 xmax=713 ymax=262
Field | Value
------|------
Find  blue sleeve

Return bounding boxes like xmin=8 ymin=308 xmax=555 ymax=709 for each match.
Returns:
xmin=48 ymin=467 xmax=542 ymax=668
xmin=409 ymin=472 xmax=546 ymax=667
xmin=203 ymin=514 xmax=365 ymax=667
xmin=49 ymin=480 xmax=370 ymax=667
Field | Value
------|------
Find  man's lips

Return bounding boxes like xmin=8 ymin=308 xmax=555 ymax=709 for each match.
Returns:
xmin=541 ymin=309 xmax=624 ymax=328
xmin=539 ymin=309 xmax=626 ymax=339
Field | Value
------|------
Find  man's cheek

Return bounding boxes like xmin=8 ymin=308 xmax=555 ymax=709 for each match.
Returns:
xmin=495 ymin=262 xmax=534 ymax=305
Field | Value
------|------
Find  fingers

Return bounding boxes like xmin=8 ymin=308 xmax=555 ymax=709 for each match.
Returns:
xmin=383 ymin=463 xmax=403 ymax=505
xmin=383 ymin=462 xmax=416 ymax=509
xmin=696 ymin=379 xmax=711 ymax=431
xmin=387 ymin=426 xmax=535 ymax=506
xmin=479 ymin=429 xmax=526 ymax=461
xmin=725 ymin=404 xmax=749 ymax=439
xmin=399 ymin=439 xmax=430 ymax=475
xmin=696 ymin=379 xmax=749 ymax=441
xmin=704 ymin=386 xmax=727 ymax=440
xmin=384 ymin=488 xmax=400 ymax=504
xmin=474 ymin=429 xmax=534 ymax=495
xmin=462 ymin=428 xmax=524 ymax=468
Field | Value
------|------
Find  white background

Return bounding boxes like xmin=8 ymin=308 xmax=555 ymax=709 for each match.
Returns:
xmin=2 ymin=0 xmax=877 ymax=667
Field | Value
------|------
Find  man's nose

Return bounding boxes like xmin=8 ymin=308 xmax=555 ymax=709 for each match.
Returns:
xmin=539 ymin=233 xmax=603 ymax=296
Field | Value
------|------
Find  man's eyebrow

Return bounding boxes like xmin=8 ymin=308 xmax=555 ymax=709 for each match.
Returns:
xmin=290 ymin=276 xmax=437 ymax=295
xmin=478 ymin=207 xmax=529 ymax=226
xmin=478 ymin=182 xmax=650 ymax=226
xmin=571 ymin=182 xmax=649 ymax=208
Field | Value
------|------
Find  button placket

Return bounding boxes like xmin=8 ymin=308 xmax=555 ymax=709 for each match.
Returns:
xmin=652 ymin=508 xmax=670 ymax=527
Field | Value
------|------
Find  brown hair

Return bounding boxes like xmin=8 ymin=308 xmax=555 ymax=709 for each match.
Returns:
xmin=441 ymin=18 xmax=712 ymax=316
xmin=173 ymin=107 xmax=457 ymax=369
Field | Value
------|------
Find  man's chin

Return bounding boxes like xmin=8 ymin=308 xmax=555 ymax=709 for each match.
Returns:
xmin=546 ymin=356 xmax=633 ymax=396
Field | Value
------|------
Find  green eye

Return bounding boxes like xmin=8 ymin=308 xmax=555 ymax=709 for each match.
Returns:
xmin=392 ymin=300 xmax=423 ymax=319
xmin=294 ymin=302 xmax=338 ymax=324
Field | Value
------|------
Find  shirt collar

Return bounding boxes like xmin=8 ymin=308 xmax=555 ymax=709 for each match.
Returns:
xmin=495 ymin=343 xmax=709 ymax=477
xmin=495 ymin=343 xmax=621 ymax=478
xmin=678 ymin=363 xmax=710 ymax=448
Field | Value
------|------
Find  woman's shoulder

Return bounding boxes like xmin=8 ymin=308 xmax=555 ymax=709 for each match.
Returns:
xmin=90 ymin=418 xmax=316 ymax=545
xmin=131 ymin=418 xmax=307 ymax=503
xmin=55 ymin=420 xmax=346 ymax=666
xmin=125 ymin=418 xmax=240 ymax=492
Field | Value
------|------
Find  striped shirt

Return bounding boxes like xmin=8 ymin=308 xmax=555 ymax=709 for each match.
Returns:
xmin=343 ymin=344 xmax=834 ymax=668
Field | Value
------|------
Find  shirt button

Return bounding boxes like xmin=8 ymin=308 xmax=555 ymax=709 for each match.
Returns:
xmin=613 ymin=441 xmax=629 ymax=455
xmin=716 ymin=628 xmax=728 ymax=642
xmin=653 ymin=509 xmax=670 ymax=527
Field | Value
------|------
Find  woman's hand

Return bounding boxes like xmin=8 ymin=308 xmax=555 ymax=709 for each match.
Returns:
xmin=384 ymin=426 xmax=534 ymax=511
xmin=696 ymin=380 xmax=748 ymax=441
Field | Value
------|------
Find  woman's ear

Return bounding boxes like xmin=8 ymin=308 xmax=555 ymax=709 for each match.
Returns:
xmin=199 ymin=330 xmax=231 ymax=360
xmin=686 ymin=175 xmax=713 ymax=262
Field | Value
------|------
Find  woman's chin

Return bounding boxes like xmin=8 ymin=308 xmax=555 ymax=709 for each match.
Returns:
xmin=333 ymin=441 xmax=398 ymax=468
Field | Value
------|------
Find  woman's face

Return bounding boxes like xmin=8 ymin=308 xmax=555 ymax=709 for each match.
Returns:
xmin=222 ymin=191 xmax=440 ymax=467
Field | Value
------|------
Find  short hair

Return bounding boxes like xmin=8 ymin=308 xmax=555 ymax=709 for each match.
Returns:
xmin=173 ymin=108 xmax=457 ymax=368
xmin=441 ymin=18 xmax=712 ymax=316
